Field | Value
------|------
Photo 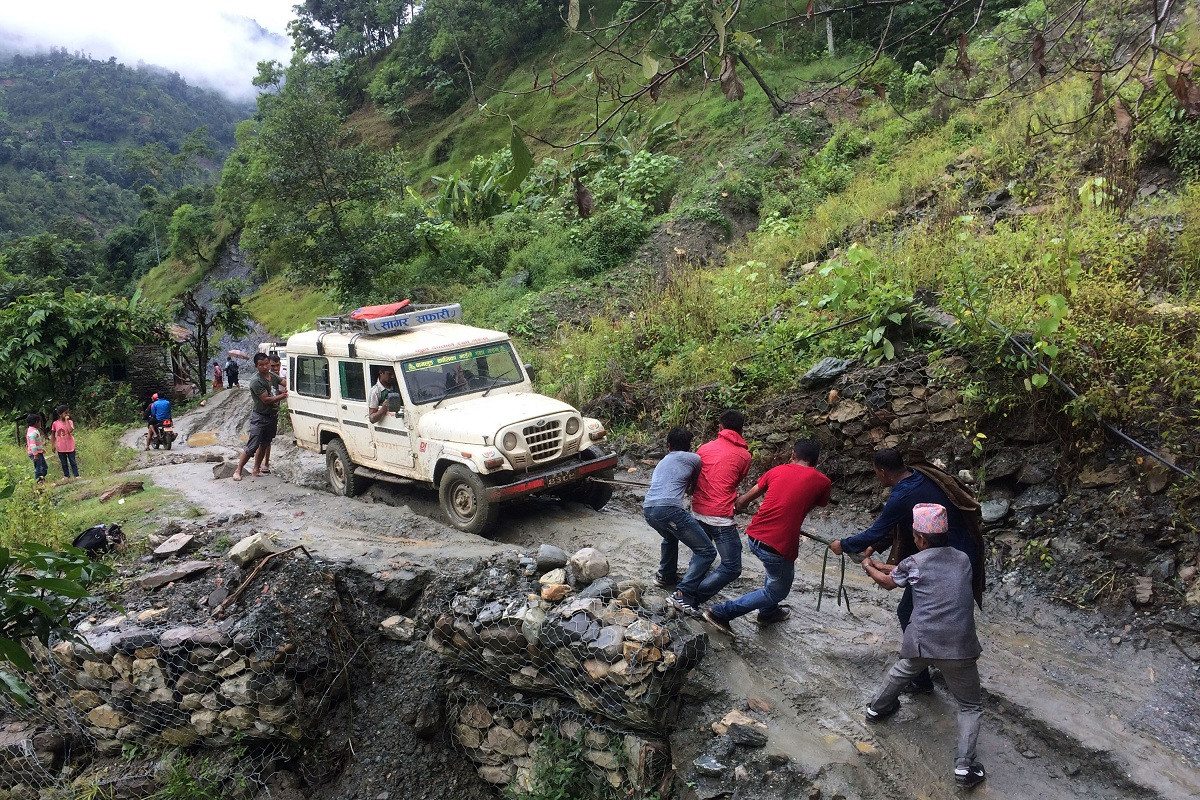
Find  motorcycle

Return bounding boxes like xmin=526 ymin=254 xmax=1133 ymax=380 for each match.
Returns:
xmin=150 ymin=418 xmax=177 ymax=450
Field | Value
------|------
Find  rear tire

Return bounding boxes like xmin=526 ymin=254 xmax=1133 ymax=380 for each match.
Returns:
xmin=439 ymin=464 xmax=498 ymax=535
xmin=326 ymin=439 xmax=363 ymax=497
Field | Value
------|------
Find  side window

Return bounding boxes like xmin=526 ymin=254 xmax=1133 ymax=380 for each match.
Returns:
xmin=339 ymin=361 xmax=367 ymax=401
xmin=295 ymin=356 xmax=330 ymax=398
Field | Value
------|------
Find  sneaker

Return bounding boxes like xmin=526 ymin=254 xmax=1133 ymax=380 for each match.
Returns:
xmin=667 ymin=591 xmax=701 ymax=618
xmin=954 ymin=763 xmax=986 ymax=789
xmin=653 ymin=574 xmax=677 ymax=590
xmin=901 ymin=678 xmax=934 ymax=695
xmin=756 ymin=605 xmax=791 ymax=626
xmin=865 ymin=697 xmax=901 ymax=723
xmin=702 ymin=609 xmax=734 ymax=636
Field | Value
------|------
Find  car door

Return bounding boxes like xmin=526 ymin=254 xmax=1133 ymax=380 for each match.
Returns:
xmin=335 ymin=360 xmax=376 ymax=464
xmin=368 ymin=363 xmax=416 ymax=475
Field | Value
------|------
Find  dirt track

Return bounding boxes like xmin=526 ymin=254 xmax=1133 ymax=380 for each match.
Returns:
xmin=124 ymin=390 xmax=1200 ymax=800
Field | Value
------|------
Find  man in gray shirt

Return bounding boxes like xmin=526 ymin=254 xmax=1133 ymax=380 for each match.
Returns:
xmin=860 ymin=503 xmax=986 ymax=790
xmin=643 ymin=428 xmax=712 ymax=617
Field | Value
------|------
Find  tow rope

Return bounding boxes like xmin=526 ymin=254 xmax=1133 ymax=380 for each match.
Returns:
xmin=800 ymin=529 xmax=852 ymax=613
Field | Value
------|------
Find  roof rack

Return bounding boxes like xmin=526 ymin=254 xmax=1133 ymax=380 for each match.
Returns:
xmin=315 ymin=303 xmax=463 ymax=335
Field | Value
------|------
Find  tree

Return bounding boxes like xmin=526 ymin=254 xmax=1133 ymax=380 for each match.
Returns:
xmin=167 ymin=203 xmax=214 ymax=263
xmin=0 ymin=291 xmax=167 ymax=416
xmin=177 ymin=280 xmax=251 ymax=396
xmin=472 ymin=0 xmax=1194 ymax=146
xmin=237 ymin=63 xmax=408 ymax=301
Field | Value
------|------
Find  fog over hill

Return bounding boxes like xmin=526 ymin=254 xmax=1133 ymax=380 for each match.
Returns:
xmin=0 ymin=1 xmax=293 ymax=100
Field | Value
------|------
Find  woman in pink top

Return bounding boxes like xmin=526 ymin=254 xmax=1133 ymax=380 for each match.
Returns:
xmin=51 ymin=404 xmax=80 ymax=478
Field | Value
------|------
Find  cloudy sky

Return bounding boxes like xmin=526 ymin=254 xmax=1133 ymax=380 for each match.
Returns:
xmin=0 ymin=1 xmax=299 ymax=100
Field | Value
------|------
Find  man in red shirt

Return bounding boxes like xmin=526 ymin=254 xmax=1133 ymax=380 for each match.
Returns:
xmin=703 ymin=439 xmax=831 ymax=634
xmin=686 ymin=410 xmax=753 ymax=605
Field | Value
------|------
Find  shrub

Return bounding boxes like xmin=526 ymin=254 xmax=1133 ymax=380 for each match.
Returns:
xmin=574 ymin=209 xmax=651 ymax=274
xmin=76 ymin=377 xmax=141 ymax=426
xmin=507 ymin=226 xmax=597 ymax=289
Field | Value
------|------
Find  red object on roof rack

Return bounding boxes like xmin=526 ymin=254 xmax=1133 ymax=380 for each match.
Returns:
xmin=350 ymin=299 xmax=411 ymax=320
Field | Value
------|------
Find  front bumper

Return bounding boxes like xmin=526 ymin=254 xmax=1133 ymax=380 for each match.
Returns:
xmin=485 ymin=452 xmax=618 ymax=502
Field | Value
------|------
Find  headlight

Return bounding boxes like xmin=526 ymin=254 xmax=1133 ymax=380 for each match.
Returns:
xmin=565 ymin=417 xmax=580 ymax=435
xmin=502 ymin=432 xmax=519 ymax=451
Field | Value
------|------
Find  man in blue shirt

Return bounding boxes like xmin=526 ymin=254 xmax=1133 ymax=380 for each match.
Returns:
xmin=831 ymin=448 xmax=980 ymax=693
xmin=144 ymin=393 xmax=172 ymax=450
xmin=643 ymin=428 xmax=711 ymax=618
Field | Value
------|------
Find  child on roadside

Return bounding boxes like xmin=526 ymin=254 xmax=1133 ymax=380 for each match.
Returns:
xmin=51 ymin=405 xmax=79 ymax=479
xmin=26 ymin=412 xmax=47 ymax=484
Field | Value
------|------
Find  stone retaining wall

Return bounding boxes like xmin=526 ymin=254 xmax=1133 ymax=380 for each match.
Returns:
xmin=447 ymin=678 xmax=669 ymax=794
xmin=428 ymin=549 xmax=707 ymax=733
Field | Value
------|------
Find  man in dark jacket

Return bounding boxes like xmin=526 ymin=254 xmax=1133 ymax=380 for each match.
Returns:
xmin=831 ymin=448 xmax=983 ymax=692
xmin=861 ymin=503 xmax=986 ymax=790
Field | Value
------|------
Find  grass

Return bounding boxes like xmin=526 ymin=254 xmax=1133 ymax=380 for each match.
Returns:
xmin=138 ymin=256 xmax=210 ymax=306
xmin=0 ymin=426 xmax=186 ymax=551
xmin=243 ymin=276 xmax=340 ymax=337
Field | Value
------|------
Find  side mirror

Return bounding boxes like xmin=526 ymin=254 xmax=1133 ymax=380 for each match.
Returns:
xmin=523 ymin=363 xmax=535 ymax=382
xmin=387 ymin=394 xmax=404 ymax=413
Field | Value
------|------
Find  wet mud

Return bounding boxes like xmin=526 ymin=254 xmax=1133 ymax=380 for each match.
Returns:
xmin=119 ymin=392 xmax=1200 ymax=800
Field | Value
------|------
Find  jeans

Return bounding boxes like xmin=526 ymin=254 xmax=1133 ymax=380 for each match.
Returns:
xmin=30 ymin=453 xmax=47 ymax=482
xmin=644 ymin=505 xmax=716 ymax=602
xmin=711 ymin=537 xmax=794 ymax=621
xmin=693 ymin=521 xmax=742 ymax=603
xmin=57 ymin=451 xmax=79 ymax=478
xmin=870 ymin=657 xmax=983 ymax=768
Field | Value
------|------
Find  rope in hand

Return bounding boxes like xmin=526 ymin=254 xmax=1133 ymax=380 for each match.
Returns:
xmin=800 ymin=530 xmax=852 ymax=614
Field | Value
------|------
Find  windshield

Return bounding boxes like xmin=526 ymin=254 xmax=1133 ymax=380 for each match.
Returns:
xmin=401 ymin=342 xmax=524 ymax=404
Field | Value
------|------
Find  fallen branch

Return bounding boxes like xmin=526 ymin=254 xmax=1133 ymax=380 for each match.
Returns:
xmin=212 ymin=544 xmax=313 ymax=617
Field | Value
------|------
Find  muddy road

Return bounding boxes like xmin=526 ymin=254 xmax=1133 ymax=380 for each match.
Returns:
xmin=124 ymin=389 xmax=1200 ymax=800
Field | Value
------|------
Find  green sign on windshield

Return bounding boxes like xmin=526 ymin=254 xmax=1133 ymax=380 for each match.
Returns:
xmin=404 ymin=344 xmax=508 ymax=372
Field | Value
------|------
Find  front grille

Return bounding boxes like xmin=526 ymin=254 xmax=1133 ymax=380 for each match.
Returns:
xmin=523 ymin=420 xmax=562 ymax=462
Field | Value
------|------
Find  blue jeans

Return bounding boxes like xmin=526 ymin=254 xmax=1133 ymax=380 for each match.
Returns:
xmin=58 ymin=451 xmax=79 ymax=478
xmin=711 ymin=537 xmax=794 ymax=621
xmin=644 ymin=505 xmax=716 ymax=602
xmin=30 ymin=453 xmax=47 ymax=482
xmin=693 ymin=521 xmax=742 ymax=603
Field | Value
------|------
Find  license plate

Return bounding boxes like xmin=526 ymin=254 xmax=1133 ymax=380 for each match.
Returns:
xmin=544 ymin=469 xmax=579 ymax=488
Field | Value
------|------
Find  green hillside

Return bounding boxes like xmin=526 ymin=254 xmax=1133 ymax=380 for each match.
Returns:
xmin=0 ymin=48 xmax=250 ymax=239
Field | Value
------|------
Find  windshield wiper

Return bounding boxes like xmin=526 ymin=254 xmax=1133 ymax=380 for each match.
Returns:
xmin=482 ymin=368 xmax=516 ymax=397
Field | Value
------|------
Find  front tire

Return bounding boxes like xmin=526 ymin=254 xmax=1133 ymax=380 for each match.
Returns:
xmin=439 ymin=464 xmax=498 ymax=535
xmin=563 ymin=447 xmax=614 ymax=511
xmin=326 ymin=439 xmax=363 ymax=497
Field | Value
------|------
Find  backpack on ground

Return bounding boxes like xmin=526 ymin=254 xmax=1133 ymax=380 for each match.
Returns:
xmin=72 ymin=524 xmax=126 ymax=558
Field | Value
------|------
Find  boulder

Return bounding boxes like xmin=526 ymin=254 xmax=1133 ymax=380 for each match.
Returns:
xmin=799 ymin=357 xmax=851 ymax=388
xmin=228 ymin=533 xmax=280 ymax=567
xmin=578 ymin=578 xmax=617 ymax=601
xmin=569 ymin=548 xmax=610 ymax=585
xmin=380 ymin=615 xmax=417 ymax=642
xmin=980 ymin=499 xmax=1010 ymax=524
xmin=212 ymin=460 xmax=239 ymax=480
xmin=730 ymin=723 xmax=769 ymax=747
xmin=535 ymin=544 xmax=570 ymax=573
xmin=1078 ymin=466 xmax=1125 ymax=488
xmin=139 ymin=561 xmax=213 ymax=590
xmin=1012 ymin=485 xmax=1061 ymax=513
xmin=152 ymin=533 xmax=196 ymax=560
xmin=538 ymin=568 xmax=567 ymax=586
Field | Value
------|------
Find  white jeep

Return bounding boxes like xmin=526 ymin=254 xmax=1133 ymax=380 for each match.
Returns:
xmin=284 ymin=305 xmax=617 ymax=534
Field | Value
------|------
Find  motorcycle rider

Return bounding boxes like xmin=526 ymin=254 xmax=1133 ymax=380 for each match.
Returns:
xmin=145 ymin=392 xmax=173 ymax=450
